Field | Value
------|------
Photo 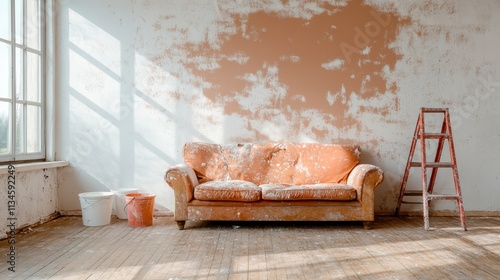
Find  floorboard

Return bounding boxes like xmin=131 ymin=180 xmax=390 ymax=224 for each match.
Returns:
xmin=1 ymin=216 xmax=500 ymax=279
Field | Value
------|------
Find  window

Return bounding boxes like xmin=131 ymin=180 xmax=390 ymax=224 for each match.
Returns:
xmin=0 ymin=0 xmax=45 ymax=162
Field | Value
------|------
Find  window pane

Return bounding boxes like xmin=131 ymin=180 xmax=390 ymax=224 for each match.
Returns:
xmin=15 ymin=103 xmax=24 ymax=154
xmin=27 ymin=0 xmax=40 ymax=50
xmin=0 ymin=102 xmax=11 ymax=155
xmin=27 ymin=105 xmax=40 ymax=153
xmin=15 ymin=0 xmax=24 ymax=44
xmin=15 ymin=47 xmax=24 ymax=100
xmin=0 ymin=42 xmax=11 ymax=99
xmin=27 ymin=52 xmax=40 ymax=102
xmin=0 ymin=0 xmax=11 ymax=40
xmin=2 ymin=0 xmax=44 ymax=162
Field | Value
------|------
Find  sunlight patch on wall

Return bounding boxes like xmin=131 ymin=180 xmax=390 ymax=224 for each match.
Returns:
xmin=68 ymin=49 xmax=121 ymax=120
xmin=68 ymin=9 xmax=121 ymax=76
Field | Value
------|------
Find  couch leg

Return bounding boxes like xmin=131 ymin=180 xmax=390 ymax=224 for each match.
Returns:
xmin=363 ymin=221 xmax=373 ymax=230
xmin=176 ymin=221 xmax=185 ymax=230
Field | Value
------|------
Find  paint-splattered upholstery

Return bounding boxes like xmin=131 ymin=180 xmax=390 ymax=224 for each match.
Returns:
xmin=184 ymin=142 xmax=360 ymax=183
xmin=194 ymin=180 xmax=261 ymax=202
xmin=260 ymin=183 xmax=357 ymax=201
xmin=184 ymin=142 xmax=361 ymax=202
xmin=165 ymin=142 xmax=384 ymax=230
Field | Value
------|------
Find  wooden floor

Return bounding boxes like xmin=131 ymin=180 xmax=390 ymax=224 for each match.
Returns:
xmin=1 ymin=216 xmax=500 ymax=279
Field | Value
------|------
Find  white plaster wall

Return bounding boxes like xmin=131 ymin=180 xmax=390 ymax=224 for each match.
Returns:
xmin=373 ymin=0 xmax=500 ymax=213
xmin=55 ymin=0 xmax=500 ymax=215
xmin=0 ymin=169 xmax=58 ymax=239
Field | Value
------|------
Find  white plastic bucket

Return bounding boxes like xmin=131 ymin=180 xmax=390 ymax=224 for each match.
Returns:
xmin=78 ymin=192 xmax=114 ymax=226
xmin=113 ymin=188 xmax=139 ymax=219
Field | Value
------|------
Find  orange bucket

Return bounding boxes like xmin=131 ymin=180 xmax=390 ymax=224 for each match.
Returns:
xmin=125 ymin=193 xmax=156 ymax=227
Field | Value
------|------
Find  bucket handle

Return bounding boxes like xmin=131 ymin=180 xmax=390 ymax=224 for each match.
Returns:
xmin=82 ymin=198 xmax=101 ymax=211
xmin=123 ymin=197 xmax=136 ymax=212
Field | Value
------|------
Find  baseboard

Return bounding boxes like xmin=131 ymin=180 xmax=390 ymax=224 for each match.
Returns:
xmin=0 ymin=211 xmax=60 ymax=241
xmin=61 ymin=209 xmax=500 ymax=218
xmin=59 ymin=209 xmax=174 ymax=217
xmin=59 ymin=210 xmax=82 ymax=216
xmin=376 ymin=210 xmax=500 ymax=217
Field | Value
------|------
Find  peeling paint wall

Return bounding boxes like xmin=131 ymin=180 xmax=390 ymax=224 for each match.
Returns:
xmin=0 ymin=169 xmax=58 ymax=239
xmin=56 ymin=0 xmax=500 ymax=215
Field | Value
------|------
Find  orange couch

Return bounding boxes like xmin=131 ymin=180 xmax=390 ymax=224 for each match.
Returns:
xmin=164 ymin=142 xmax=384 ymax=230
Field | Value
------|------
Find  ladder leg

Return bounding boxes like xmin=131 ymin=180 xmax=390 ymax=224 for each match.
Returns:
xmin=395 ymin=149 xmax=416 ymax=216
xmin=452 ymin=164 xmax=467 ymax=231
xmin=445 ymin=111 xmax=467 ymax=231
xmin=418 ymin=109 xmax=431 ymax=230
xmin=395 ymin=114 xmax=421 ymax=216
xmin=423 ymin=193 xmax=430 ymax=231
xmin=457 ymin=197 xmax=467 ymax=230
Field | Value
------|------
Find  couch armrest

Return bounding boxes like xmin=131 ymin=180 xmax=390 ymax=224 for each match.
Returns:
xmin=164 ymin=164 xmax=199 ymax=221
xmin=347 ymin=164 xmax=384 ymax=202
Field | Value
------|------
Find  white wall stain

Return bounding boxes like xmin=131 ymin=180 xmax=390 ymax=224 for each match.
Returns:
xmin=321 ymin=59 xmax=345 ymax=70
xmin=236 ymin=64 xmax=288 ymax=114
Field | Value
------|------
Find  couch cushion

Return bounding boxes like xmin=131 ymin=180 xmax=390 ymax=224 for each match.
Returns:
xmin=223 ymin=143 xmax=278 ymax=184
xmin=194 ymin=180 xmax=261 ymax=202
xmin=183 ymin=142 xmax=228 ymax=182
xmin=260 ymin=183 xmax=357 ymax=201
xmin=291 ymin=143 xmax=360 ymax=184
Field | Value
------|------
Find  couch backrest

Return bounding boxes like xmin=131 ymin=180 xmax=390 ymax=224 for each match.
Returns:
xmin=183 ymin=142 xmax=361 ymax=185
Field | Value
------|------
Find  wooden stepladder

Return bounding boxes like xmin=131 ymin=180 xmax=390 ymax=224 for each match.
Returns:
xmin=395 ymin=108 xmax=467 ymax=231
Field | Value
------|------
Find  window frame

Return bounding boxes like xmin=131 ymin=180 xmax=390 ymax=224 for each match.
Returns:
xmin=0 ymin=0 xmax=46 ymax=163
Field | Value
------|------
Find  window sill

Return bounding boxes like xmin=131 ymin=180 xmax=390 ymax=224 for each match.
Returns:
xmin=0 ymin=161 xmax=70 ymax=175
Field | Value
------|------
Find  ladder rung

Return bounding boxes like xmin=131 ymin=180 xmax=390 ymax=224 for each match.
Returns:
xmin=404 ymin=190 xmax=423 ymax=196
xmin=420 ymin=133 xmax=451 ymax=139
xmin=421 ymin=108 xmax=448 ymax=113
xmin=428 ymin=194 xmax=461 ymax=200
xmin=410 ymin=162 xmax=454 ymax=168
xmin=402 ymin=200 xmax=423 ymax=204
